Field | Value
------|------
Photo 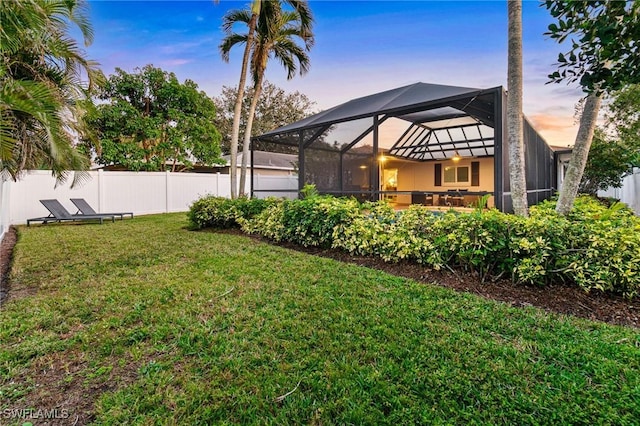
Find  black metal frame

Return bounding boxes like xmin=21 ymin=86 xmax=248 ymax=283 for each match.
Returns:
xmin=251 ymin=85 xmax=556 ymax=212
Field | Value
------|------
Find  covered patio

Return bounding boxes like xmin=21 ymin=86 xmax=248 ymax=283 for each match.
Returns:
xmin=251 ymin=82 xmax=556 ymax=212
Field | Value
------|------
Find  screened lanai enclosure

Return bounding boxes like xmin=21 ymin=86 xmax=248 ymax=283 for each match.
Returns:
xmin=251 ymin=82 xmax=556 ymax=212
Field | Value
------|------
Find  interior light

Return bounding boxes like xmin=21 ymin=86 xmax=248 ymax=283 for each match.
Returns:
xmin=452 ymin=150 xmax=461 ymax=162
xmin=359 ymin=165 xmax=367 ymax=169
xmin=379 ymin=155 xmax=387 ymax=163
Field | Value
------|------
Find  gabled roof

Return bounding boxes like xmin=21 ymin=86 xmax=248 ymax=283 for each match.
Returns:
xmin=262 ymin=82 xmax=487 ymax=136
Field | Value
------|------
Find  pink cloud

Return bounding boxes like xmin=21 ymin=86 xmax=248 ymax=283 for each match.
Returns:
xmin=529 ymin=113 xmax=578 ymax=146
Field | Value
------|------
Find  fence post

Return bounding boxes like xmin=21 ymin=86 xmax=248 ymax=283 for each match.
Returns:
xmin=165 ymin=171 xmax=171 ymax=213
xmin=98 ymin=169 xmax=104 ymax=213
xmin=216 ymin=172 xmax=220 ymax=196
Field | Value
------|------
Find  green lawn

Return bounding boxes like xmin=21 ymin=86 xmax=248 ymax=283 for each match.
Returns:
xmin=1 ymin=213 xmax=639 ymax=425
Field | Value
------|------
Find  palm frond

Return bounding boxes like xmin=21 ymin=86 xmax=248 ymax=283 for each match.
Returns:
xmin=1 ymin=0 xmax=96 ymax=179
xmin=221 ymin=9 xmax=253 ymax=33
xmin=219 ymin=33 xmax=249 ymax=62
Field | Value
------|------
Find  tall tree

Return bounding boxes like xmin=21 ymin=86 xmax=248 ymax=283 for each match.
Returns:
xmin=240 ymin=3 xmax=313 ymax=195
xmin=544 ymin=0 xmax=640 ymax=214
xmin=580 ymin=84 xmax=640 ymax=194
xmin=580 ymin=129 xmax=636 ymax=195
xmin=605 ymin=84 xmax=640 ymax=162
xmin=214 ymin=81 xmax=315 ymax=153
xmin=220 ymin=0 xmax=312 ymax=199
xmin=506 ymin=0 xmax=528 ymax=216
xmin=82 ymin=65 xmax=223 ymax=171
xmin=0 ymin=0 xmax=101 ymax=184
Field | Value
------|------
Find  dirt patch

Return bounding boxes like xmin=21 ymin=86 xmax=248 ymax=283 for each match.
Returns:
xmin=8 ymin=350 xmax=142 ymax=426
xmin=0 ymin=226 xmax=17 ymax=305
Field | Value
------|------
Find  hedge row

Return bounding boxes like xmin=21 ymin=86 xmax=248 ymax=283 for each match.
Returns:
xmin=188 ymin=195 xmax=640 ymax=298
xmin=187 ymin=196 xmax=277 ymax=229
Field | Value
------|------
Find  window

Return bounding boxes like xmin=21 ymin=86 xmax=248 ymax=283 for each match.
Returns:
xmin=444 ymin=166 xmax=469 ymax=184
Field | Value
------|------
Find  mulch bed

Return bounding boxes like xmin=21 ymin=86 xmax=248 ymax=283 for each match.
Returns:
xmin=236 ymin=230 xmax=640 ymax=329
xmin=1 ymin=226 xmax=638 ymax=328
xmin=0 ymin=226 xmax=17 ymax=305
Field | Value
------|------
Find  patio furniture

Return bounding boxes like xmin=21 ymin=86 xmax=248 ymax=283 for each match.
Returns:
xmin=27 ymin=199 xmax=116 ymax=226
xmin=70 ymin=198 xmax=133 ymax=220
xmin=411 ymin=192 xmax=434 ymax=206
xmin=449 ymin=189 xmax=465 ymax=207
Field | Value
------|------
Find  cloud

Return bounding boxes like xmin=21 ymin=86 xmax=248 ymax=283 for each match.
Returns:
xmin=161 ymin=58 xmax=193 ymax=67
xmin=528 ymin=113 xmax=578 ymax=146
xmin=158 ymin=37 xmax=216 ymax=56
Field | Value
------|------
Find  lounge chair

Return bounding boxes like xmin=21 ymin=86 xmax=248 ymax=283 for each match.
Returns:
xmin=27 ymin=199 xmax=116 ymax=226
xmin=70 ymin=198 xmax=133 ymax=220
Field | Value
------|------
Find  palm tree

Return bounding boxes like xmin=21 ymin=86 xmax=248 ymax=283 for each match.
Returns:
xmin=220 ymin=0 xmax=312 ymax=198
xmin=0 ymin=0 xmax=101 ymax=184
xmin=506 ymin=0 xmax=528 ymax=216
xmin=241 ymin=4 xmax=313 ymax=195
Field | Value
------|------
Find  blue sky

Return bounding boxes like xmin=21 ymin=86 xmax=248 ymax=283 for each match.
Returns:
xmin=84 ymin=0 xmax=585 ymax=146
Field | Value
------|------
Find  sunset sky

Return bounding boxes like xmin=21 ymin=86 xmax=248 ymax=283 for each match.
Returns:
xmin=84 ymin=0 xmax=587 ymax=147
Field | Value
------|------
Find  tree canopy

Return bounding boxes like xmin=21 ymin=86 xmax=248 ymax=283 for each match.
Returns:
xmin=580 ymin=84 xmax=640 ymax=194
xmin=544 ymin=0 xmax=640 ymax=214
xmin=213 ymin=81 xmax=315 ymax=153
xmin=545 ymin=0 xmax=640 ymax=93
xmin=605 ymin=83 xmax=640 ymax=160
xmin=83 ymin=65 xmax=223 ymax=172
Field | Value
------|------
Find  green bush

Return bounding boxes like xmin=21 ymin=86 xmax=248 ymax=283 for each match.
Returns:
xmin=332 ymin=201 xmax=404 ymax=262
xmin=335 ymin=195 xmax=640 ymax=297
xmin=242 ymin=195 xmax=362 ymax=247
xmin=187 ymin=196 xmax=277 ymax=229
xmin=239 ymin=200 xmax=287 ymax=241
xmin=192 ymin=193 xmax=640 ymax=298
xmin=526 ymin=196 xmax=640 ymax=296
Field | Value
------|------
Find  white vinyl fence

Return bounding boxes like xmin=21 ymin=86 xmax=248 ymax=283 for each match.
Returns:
xmin=598 ymin=167 xmax=640 ymax=215
xmin=0 ymin=170 xmax=299 ymax=240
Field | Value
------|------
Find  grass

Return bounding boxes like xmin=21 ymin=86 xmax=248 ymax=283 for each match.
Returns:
xmin=1 ymin=213 xmax=639 ymax=425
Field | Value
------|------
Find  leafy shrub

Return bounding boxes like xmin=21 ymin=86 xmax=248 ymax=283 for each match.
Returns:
xmin=244 ymin=195 xmax=361 ymax=247
xmin=193 ymin=193 xmax=640 ymax=297
xmin=332 ymin=201 xmax=403 ymax=261
xmin=525 ymin=196 xmax=640 ymax=296
xmin=239 ymin=201 xmax=287 ymax=241
xmin=188 ymin=196 xmax=277 ymax=229
xmin=300 ymin=183 xmax=319 ymax=199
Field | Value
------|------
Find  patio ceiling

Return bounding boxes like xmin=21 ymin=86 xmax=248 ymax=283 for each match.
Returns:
xmin=387 ymin=117 xmax=495 ymax=161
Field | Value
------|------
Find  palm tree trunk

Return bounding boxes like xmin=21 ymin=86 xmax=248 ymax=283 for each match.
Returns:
xmin=239 ymin=73 xmax=264 ymax=196
xmin=229 ymin=12 xmax=257 ymax=199
xmin=555 ymin=92 xmax=602 ymax=215
xmin=507 ymin=0 xmax=528 ymax=216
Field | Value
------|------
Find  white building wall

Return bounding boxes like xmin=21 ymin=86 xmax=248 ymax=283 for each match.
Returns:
xmin=253 ymin=174 xmax=299 ymax=199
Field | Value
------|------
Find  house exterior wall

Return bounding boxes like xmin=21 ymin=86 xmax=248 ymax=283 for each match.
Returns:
xmin=556 ymin=152 xmax=572 ymax=190
xmin=253 ymin=169 xmax=296 ymax=177
xmin=213 ymin=166 xmax=295 ymax=177
xmin=385 ymin=157 xmax=495 ymax=207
